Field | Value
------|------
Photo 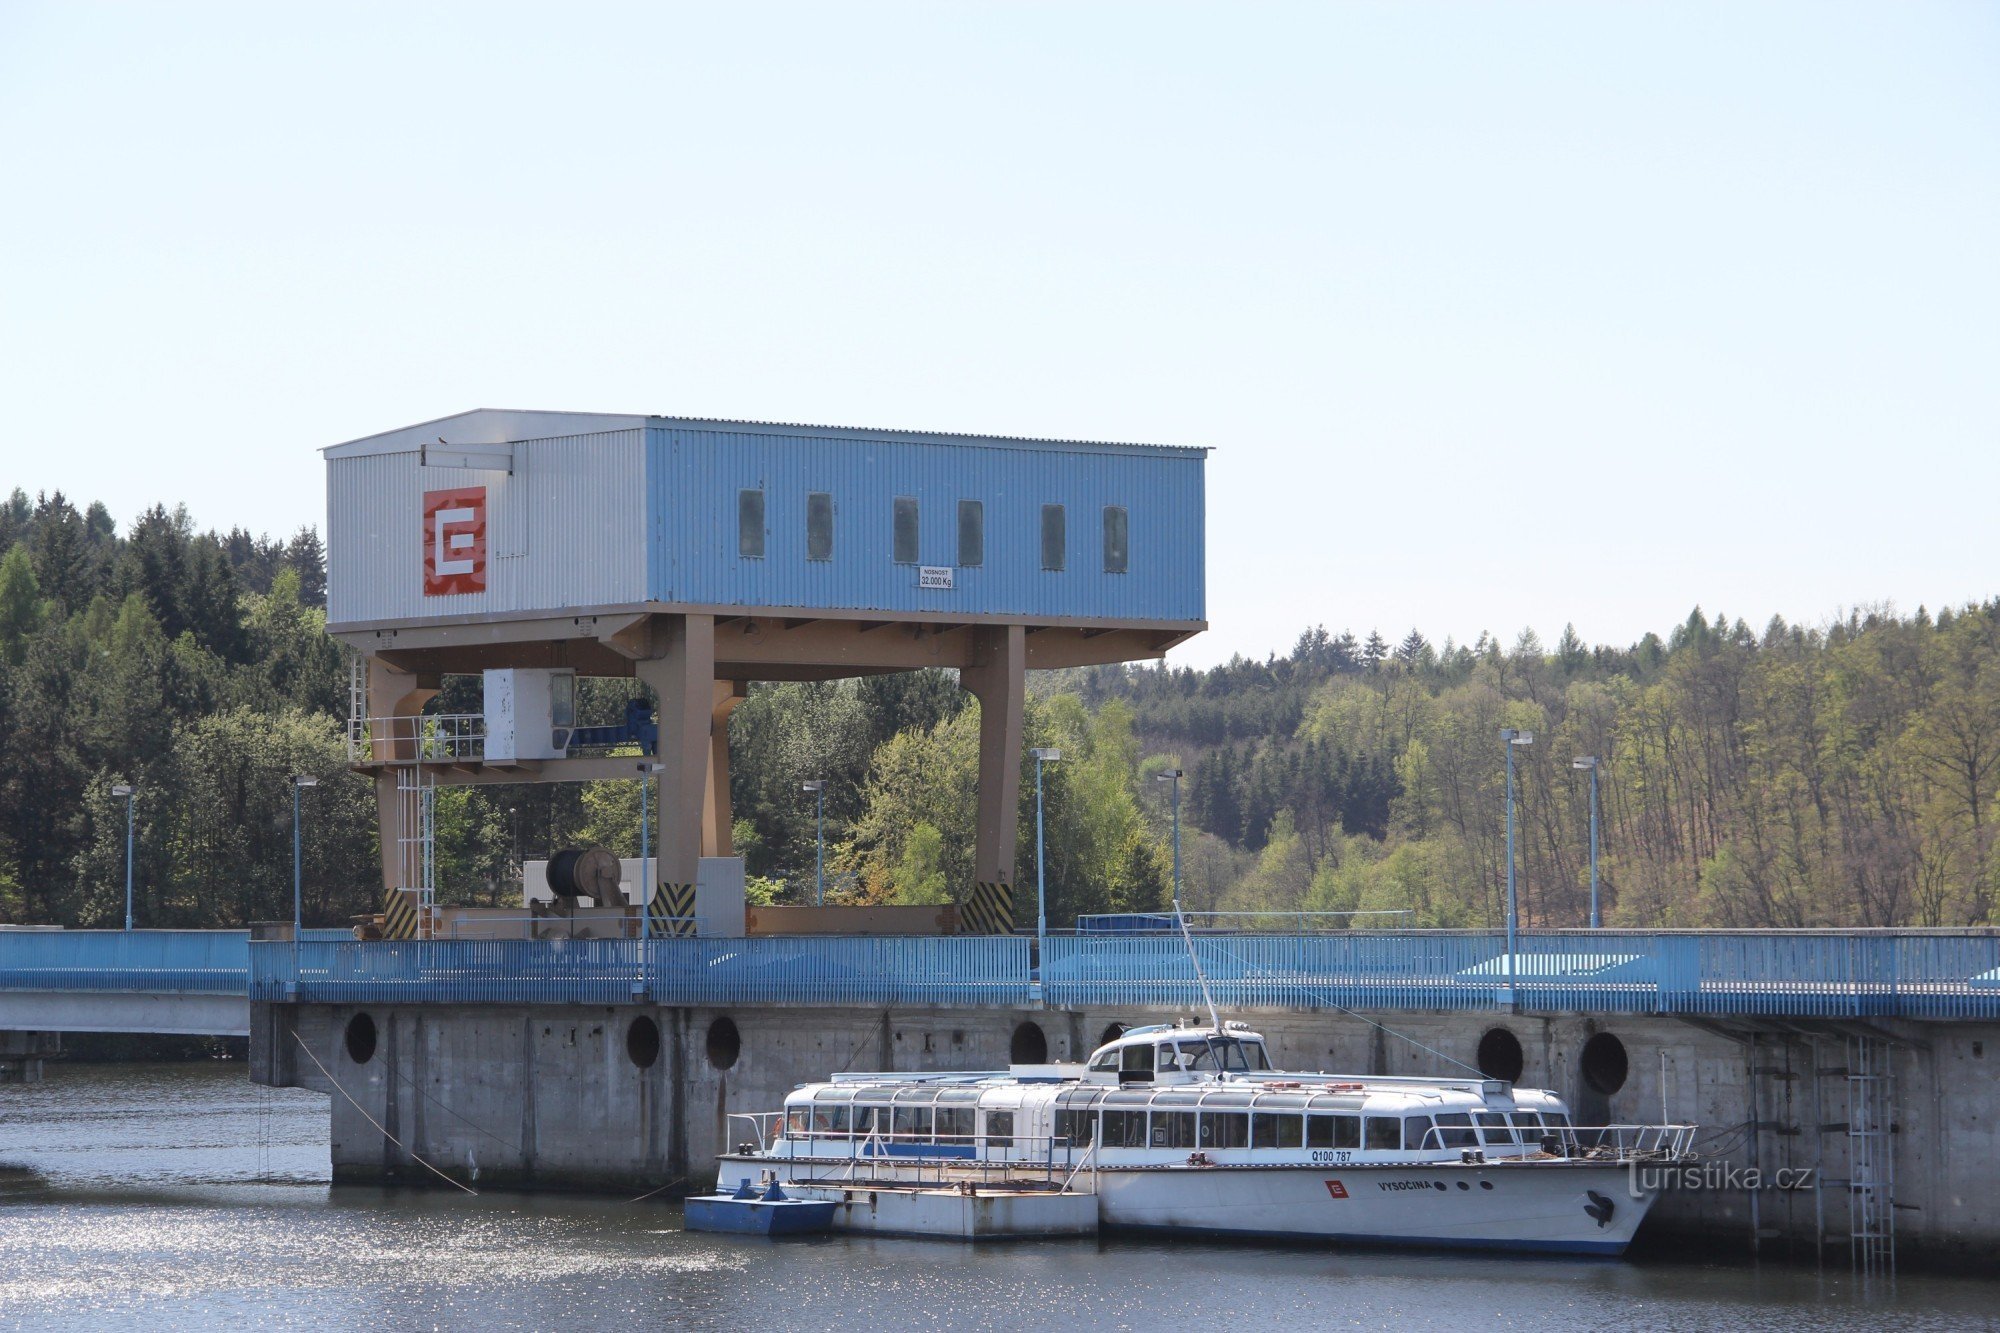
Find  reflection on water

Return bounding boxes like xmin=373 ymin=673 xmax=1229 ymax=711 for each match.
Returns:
xmin=0 ymin=1064 xmax=1992 ymax=1331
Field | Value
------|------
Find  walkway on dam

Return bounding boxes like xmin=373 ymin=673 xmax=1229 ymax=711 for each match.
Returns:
xmin=5 ymin=926 xmax=2000 ymax=1033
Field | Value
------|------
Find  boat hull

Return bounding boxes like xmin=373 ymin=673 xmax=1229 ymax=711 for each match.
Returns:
xmin=1090 ymin=1163 xmax=1649 ymax=1255
xmin=684 ymin=1194 xmax=838 ymax=1236
xmin=727 ymin=1157 xmax=1652 ymax=1255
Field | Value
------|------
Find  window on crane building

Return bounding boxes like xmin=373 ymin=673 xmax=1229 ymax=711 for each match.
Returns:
xmin=958 ymin=499 xmax=983 ymax=567
xmin=1103 ymin=505 xmax=1128 ymax=574
xmin=1041 ymin=504 xmax=1066 ymax=572
xmin=738 ymin=489 xmax=765 ymax=559
xmin=893 ymin=496 xmax=919 ymax=565
xmin=807 ymin=492 xmax=834 ymax=561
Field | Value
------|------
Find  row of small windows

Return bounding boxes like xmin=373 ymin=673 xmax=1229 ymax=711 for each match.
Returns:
xmin=780 ymin=1104 xmax=1574 ymax=1153
xmin=738 ymin=490 xmax=1128 ymax=574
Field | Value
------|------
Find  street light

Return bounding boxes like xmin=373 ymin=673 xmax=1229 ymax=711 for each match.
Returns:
xmin=290 ymin=776 xmax=318 ymax=989
xmin=636 ymin=762 xmax=665 ymax=933
xmin=801 ymin=781 xmax=827 ymax=906
xmin=110 ymin=784 xmax=136 ymax=931
xmin=290 ymin=777 xmax=318 ymax=936
xmin=1030 ymin=748 xmax=1062 ymax=951
xmin=636 ymin=761 xmax=664 ymax=1001
xmin=1155 ymin=769 xmax=1184 ymax=910
xmin=1573 ymin=756 xmax=1601 ymax=929
xmin=1500 ymin=729 xmax=1533 ymax=988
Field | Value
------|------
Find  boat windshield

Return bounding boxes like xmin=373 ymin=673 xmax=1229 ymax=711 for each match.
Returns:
xmin=1168 ymin=1038 xmax=1271 ymax=1072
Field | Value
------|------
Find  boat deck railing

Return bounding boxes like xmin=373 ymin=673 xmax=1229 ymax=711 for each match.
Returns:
xmin=731 ymin=1113 xmax=1089 ymax=1192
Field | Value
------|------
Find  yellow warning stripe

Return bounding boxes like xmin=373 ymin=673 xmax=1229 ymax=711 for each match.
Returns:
xmin=648 ymin=882 xmax=697 ymax=937
xmin=382 ymin=888 xmax=418 ymax=940
xmin=960 ymin=880 xmax=1014 ymax=935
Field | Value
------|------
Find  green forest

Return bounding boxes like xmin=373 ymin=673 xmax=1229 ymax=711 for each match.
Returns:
xmin=3 ymin=487 xmax=1998 ymax=932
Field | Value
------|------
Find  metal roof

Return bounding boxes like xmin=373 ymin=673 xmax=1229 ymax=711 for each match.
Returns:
xmin=323 ymin=408 xmax=1208 ymax=460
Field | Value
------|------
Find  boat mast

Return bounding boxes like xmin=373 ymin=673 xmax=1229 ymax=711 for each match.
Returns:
xmin=1172 ymin=898 xmax=1223 ymax=1033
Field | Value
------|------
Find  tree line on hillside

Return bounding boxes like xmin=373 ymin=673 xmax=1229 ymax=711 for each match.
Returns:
xmin=2 ymin=486 xmax=1996 ymax=931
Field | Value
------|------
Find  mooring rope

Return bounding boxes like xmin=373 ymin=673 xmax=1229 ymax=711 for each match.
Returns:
xmin=291 ymin=1031 xmax=479 ymax=1196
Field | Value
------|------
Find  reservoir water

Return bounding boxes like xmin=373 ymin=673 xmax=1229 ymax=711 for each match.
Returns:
xmin=0 ymin=1063 xmax=1992 ymax=1330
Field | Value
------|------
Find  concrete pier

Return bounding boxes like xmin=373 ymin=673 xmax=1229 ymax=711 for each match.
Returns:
xmin=0 ymin=1030 xmax=57 ymax=1083
xmin=250 ymin=999 xmax=2000 ymax=1270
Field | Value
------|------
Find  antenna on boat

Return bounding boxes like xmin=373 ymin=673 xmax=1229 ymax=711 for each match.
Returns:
xmin=1172 ymin=898 xmax=1223 ymax=1032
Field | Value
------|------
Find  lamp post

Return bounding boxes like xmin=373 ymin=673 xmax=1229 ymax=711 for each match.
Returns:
xmin=111 ymin=784 xmax=136 ymax=931
xmin=291 ymin=776 xmax=318 ymax=990
xmin=636 ymin=761 xmax=664 ymax=930
xmin=1155 ymin=768 xmax=1183 ymax=910
xmin=290 ymin=777 xmax=318 ymax=935
xmin=1573 ymin=756 xmax=1600 ymax=928
xmin=801 ymin=781 xmax=826 ymax=906
xmin=1030 ymin=748 xmax=1061 ymax=952
xmin=1500 ymin=729 xmax=1534 ymax=988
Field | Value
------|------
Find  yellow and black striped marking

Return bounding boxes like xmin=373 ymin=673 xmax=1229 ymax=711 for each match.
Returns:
xmin=960 ymin=880 xmax=1014 ymax=935
xmin=382 ymin=888 xmax=419 ymax=941
xmin=649 ymin=882 xmax=697 ymax=937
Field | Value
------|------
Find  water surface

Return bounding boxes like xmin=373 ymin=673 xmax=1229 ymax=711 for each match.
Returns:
xmin=0 ymin=1064 xmax=1990 ymax=1330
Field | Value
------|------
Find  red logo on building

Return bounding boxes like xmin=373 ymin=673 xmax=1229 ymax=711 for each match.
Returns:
xmin=1325 ymin=1180 xmax=1348 ymax=1199
xmin=423 ymin=486 xmax=486 ymax=595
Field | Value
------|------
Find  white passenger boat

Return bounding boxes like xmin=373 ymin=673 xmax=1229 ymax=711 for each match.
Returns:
xmin=719 ymin=1019 xmax=1695 ymax=1255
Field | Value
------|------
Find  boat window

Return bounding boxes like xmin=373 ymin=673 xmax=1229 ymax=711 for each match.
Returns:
xmin=1364 ymin=1116 xmax=1402 ymax=1151
xmin=1101 ymin=1110 xmax=1145 ymax=1149
xmin=1150 ymin=1111 xmax=1197 ymax=1150
xmin=1306 ymin=1114 xmax=1361 ymax=1150
xmin=1053 ymin=1109 xmax=1093 ymax=1149
xmin=1510 ymin=1112 xmax=1544 ymax=1136
xmin=1474 ymin=1112 xmax=1518 ymax=1145
xmin=786 ymin=1107 xmax=811 ymax=1136
xmin=1433 ymin=1112 xmax=1477 ymax=1148
xmin=891 ymin=1105 xmax=931 ymax=1141
xmin=1243 ymin=1043 xmax=1271 ymax=1071
xmin=1404 ymin=1115 xmax=1436 ymax=1151
xmin=1090 ymin=1050 xmax=1119 ymax=1073
xmin=1181 ymin=1043 xmax=1217 ymax=1071
xmin=935 ymin=1106 xmax=973 ymax=1143
xmin=1252 ymin=1112 xmax=1303 ymax=1150
xmin=1199 ymin=1112 xmax=1249 ymax=1150
xmin=852 ymin=1106 xmax=878 ymax=1136
xmin=984 ymin=1110 xmax=1014 ymax=1150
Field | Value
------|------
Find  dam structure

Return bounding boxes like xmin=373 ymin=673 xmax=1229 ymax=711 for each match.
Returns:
xmin=9 ymin=409 xmax=2000 ymax=1272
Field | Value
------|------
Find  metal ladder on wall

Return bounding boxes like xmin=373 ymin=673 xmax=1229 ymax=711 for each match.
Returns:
xmin=1813 ymin=1035 xmax=1897 ymax=1281
xmin=348 ymin=654 xmax=367 ymax=760
xmin=395 ymin=767 xmax=437 ymax=939
xmin=1845 ymin=1035 xmax=1896 ymax=1280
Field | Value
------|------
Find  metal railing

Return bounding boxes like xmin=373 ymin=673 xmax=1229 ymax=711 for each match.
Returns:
xmin=346 ymin=713 xmax=486 ymax=765
xmin=247 ymin=935 xmax=1035 ymax=1007
xmin=1040 ymin=931 xmax=2000 ymax=1019
xmin=0 ymin=929 xmax=251 ymax=993
xmin=9 ymin=928 xmax=2000 ymax=1020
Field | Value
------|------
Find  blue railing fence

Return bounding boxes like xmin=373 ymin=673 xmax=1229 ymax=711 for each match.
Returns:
xmin=0 ymin=929 xmax=251 ymax=993
xmin=248 ymin=935 xmax=1034 ymax=1008
xmin=7 ymin=928 xmax=2000 ymax=1018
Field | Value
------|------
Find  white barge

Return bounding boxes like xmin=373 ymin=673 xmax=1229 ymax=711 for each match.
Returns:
xmin=718 ymin=1020 xmax=1694 ymax=1255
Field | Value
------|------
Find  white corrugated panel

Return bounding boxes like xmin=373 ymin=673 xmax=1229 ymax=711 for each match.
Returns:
xmin=327 ymin=429 xmax=647 ymax=627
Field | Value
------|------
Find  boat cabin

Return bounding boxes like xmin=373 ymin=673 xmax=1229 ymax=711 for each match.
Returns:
xmin=1083 ymin=1021 xmax=1274 ymax=1083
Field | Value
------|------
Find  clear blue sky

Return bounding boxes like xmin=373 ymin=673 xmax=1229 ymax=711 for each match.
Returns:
xmin=2 ymin=2 xmax=1995 ymax=667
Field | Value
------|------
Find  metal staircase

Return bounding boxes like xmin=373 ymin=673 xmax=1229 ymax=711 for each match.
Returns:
xmin=394 ymin=767 xmax=437 ymax=939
